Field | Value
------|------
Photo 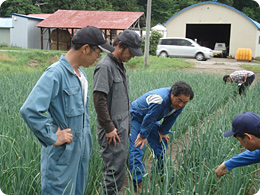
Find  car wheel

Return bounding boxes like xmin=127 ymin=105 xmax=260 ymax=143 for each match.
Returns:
xmin=160 ymin=51 xmax=168 ymax=57
xmin=195 ymin=53 xmax=205 ymax=61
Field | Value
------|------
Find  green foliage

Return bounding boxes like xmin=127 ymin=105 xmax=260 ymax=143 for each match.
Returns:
xmin=141 ymin=30 xmax=162 ymax=56
xmin=2 ymin=63 xmax=260 ymax=194
xmin=0 ymin=49 xmax=64 ymax=72
xmin=125 ymin=54 xmax=193 ymax=70
xmin=0 ymin=0 xmax=41 ymax=17
xmin=1 ymin=0 xmax=260 ymax=24
xmin=149 ymin=30 xmax=162 ymax=56
xmin=241 ymin=64 xmax=260 ymax=74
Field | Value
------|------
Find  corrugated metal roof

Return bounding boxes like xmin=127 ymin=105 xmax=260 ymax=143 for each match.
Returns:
xmin=12 ymin=13 xmax=45 ymax=21
xmin=28 ymin=14 xmax=52 ymax=19
xmin=36 ymin=10 xmax=144 ymax=29
xmin=164 ymin=1 xmax=260 ymax=30
xmin=0 ymin=18 xmax=12 ymax=28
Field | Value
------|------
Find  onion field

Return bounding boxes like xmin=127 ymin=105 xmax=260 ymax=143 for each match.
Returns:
xmin=1 ymin=68 xmax=260 ymax=195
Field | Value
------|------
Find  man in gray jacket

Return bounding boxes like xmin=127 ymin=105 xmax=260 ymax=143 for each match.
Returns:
xmin=93 ymin=29 xmax=143 ymax=194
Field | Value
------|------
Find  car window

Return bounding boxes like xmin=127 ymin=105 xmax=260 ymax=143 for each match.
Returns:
xmin=178 ymin=39 xmax=192 ymax=46
xmin=161 ymin=39 xmax=172 ymax=45
xmin=160 ymin=38 xmax=192 ymax=46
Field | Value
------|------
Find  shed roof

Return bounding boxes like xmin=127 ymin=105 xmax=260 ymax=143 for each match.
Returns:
xmin=12 ymin=13 xmax=46 ymax=21
xmin=36 ymin=10 xmax=145 ymax=29
xmin=28 ymin=14 xmax=52 ymax=19
xmin=152 ymin=23 xmax=166 ymax=31
xmin=164 ymin=1 xmax=260 ymax=30
xmin=0 ymin=18 xmax=12 ymax=28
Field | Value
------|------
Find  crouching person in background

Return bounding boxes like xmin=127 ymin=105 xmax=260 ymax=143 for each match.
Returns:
xmin=20 ymin=26 xmax=114 ymax=195
xmin=129 ymin=81 xmax=194 ymax=193
xmin=223 ymin=70 xmax=255 ymax=95
xmin=215 ymin=112 xmax=260 ymax=195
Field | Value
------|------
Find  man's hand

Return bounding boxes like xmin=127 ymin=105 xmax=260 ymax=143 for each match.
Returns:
xmin=54 ymin=127 xmax=73 ymax=146
xmin=106 ymin=128 xmax=121 ymax=146
xmin=135 ymin=133 xmax=147 ymax=150
xmin=159 ymin=131 xmax=170 ymax=143
xmin=215 ymin=162 xmax=227 ymax=180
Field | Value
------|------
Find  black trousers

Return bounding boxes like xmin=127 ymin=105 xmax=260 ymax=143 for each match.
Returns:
xmin=239 ymin=74 xmax=255 ymax=95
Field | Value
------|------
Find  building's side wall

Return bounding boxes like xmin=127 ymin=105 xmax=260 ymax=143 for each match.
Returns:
xmin=166 ymin=3 xmax=258 ymax=57
xmin=0 ymin=29 xmax=10 ymax=45
xmin=27 ymin=20 xmax=42 ymax=49
xmin=255 ymin=32 xmax=260 ymax=58
xmin=10 ymin=16 xmax=28 ymax=48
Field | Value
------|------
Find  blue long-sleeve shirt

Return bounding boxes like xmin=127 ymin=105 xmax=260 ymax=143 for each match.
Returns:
xmin=224 ymin=149 xmax=260 ymax=170
xmin=130 ymin=87 xmax=184 ymax=139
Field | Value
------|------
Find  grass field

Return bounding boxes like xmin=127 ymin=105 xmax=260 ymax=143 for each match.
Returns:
xmin=0 ymin=49 xmax=260 ymax=194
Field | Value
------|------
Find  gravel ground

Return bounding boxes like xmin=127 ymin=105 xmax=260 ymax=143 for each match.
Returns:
xmin=184 ymin=57 xmax=260 ymax=80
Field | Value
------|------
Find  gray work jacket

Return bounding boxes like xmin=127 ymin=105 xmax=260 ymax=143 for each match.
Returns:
xmin=93 ymin=54 xmax=130 ymax=133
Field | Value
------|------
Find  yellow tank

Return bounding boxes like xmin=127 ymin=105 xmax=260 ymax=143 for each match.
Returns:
xmin=235 ymin=48 xmax=252 ymax=61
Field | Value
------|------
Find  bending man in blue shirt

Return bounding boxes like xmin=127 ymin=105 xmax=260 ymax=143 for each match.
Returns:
xmin=215 ymin=112 xmax=260 ymax=194
xmin=129 ymin=81 xmax=194 ymax=192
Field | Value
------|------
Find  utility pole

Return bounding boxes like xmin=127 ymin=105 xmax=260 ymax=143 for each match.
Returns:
xmin=144 ymin=0 xmax=152 ymax=68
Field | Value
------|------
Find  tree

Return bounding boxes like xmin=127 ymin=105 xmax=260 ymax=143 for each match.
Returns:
xmin=141 ymin=30 xmax=162 ymax=55
xmin=0 ymin=0 xmax=41 ymax=17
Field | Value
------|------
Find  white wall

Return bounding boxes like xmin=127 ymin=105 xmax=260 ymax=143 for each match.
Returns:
xmin=27 ymin=20 xmax=42 ymax=49
xmin=10 ymin=15 xmax=49 ymax=49
xmin=10 ymin=16 xmax=28 ymax=48
xmin=255 ymin=32 xmax=260 ymax=58
xmin=166 ymin=3 xmax=259 ymax=57
xmin=0 ymin=29 xmax=10 ymax=45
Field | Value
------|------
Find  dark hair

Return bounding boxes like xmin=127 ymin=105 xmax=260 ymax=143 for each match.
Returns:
xmin=170 ymin=81 xmax=194 ymax=100
xmin=113 ymin=37 xmax=128 ymax=51
xmin=71 ymin=42 xmax=98 ymax=51
xmin=223 ymin=75 xmax=230 ymax=83
xmin=234 ymin=129 xmax=260 ymax=139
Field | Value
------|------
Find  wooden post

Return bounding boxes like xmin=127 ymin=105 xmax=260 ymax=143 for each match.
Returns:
xmin=40 ymin=28 xmax=43 ymax=50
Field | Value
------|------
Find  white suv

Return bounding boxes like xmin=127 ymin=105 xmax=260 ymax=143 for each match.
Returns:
xmin=156 ymin=37 xmax=213 ymax=61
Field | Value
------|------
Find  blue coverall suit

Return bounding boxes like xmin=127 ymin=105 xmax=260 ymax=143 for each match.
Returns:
xmin=129 ymin=87 xmax=184 ymax=185
xmin=20 ymin=56 xmax=92 ymax=195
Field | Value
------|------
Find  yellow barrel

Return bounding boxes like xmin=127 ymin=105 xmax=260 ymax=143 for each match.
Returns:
xmin=235 ymin=48 xmax=252 ymax=61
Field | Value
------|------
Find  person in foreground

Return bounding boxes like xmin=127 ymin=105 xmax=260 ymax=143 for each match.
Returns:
xmin=215 ymin=112 xmax=260 ymax=195
xmin=223 ymin=70 xmax=255 ymax=95
xmin=20 ymin=26 xmax=114 ymax=195
xmin=129 ymin=81 xmax=194 ymax=192
xmin=93 ymin=29 xmax=143 ymax=195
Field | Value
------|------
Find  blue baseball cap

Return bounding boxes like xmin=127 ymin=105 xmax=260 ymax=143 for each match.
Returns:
xmin=224 ymin=112 xmax=260 ymax=137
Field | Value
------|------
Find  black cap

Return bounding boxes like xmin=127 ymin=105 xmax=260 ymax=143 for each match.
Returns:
xmin=72 ymin=26 xmax=114 ymax=53
xmin=117 ymin=29 xmax=143 ymax=56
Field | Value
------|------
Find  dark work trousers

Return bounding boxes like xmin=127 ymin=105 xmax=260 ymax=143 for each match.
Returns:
xmin=239 ymin=74 xmax=255 ymax=95
xmin=98 ymin=126 xmax=129 ymax=195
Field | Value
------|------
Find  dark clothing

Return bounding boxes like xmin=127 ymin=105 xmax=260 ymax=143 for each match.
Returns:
xmin=93 ymin=53 xmax=130 ymax=195
xmin=93 ymin=91 xmax=115 ymax=133
xmin=239 ymin=74 xmax=255 ymax=95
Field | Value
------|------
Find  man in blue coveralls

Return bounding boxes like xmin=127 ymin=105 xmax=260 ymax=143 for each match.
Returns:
xmin=20 ymin=26 xmax=114 ymax=195
xmin=129 ymin=81 xmax=194 ymax=192
xmin=215 ymin=112 xmax=260 ymax=194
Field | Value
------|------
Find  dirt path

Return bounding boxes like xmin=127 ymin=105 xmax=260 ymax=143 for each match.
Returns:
xmin=184 ymin=57 xmax=260 ymax=80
